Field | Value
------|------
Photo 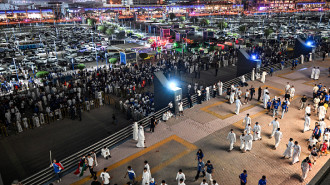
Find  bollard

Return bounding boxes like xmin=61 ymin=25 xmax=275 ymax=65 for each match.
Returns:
xmin=28 ymin=118 xmax=33 ymax=128
xmin=1 ymin=125 xmax=8 ymax=137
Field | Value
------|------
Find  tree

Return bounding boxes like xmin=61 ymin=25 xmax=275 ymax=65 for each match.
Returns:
xmin=264 ymin=28 xmax=274 ymax=39
xmin=77 ymin=64 xmax=86 ymax=70
xmin=36 ymin=71 xmax=49 ymax=79
xmin=169 ymin=13 xmax=176 ymax=21
xmin=97 ymin=25 xmax=106 ymax=33
xmin=109 ymin=58 xmax=118 ymax=64
xmin=239 ymin=25 xmax=247 ymax=33
xmin=180 ymin=16 xmax=186 ymax=22
xmin=105 ymin=28 xmax=114 ymax=36
xmin=217 ymin=22 xmax=228 ymax=30
xmin=200 ymin=18 xmax=209 ymax=27
xmin=87 ymin=18 xmax=96 ymax=26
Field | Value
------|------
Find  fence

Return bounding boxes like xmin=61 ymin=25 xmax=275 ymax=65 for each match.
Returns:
xmin=19 ymin=56 xmax=311 ymax=184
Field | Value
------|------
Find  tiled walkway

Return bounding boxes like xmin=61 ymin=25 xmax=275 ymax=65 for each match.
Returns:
xmin=60 ymin=59 xmax=329 ymax=185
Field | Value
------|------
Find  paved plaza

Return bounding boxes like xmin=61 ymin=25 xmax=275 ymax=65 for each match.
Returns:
xmin=54 ymin=59 xmax=330 ymax=185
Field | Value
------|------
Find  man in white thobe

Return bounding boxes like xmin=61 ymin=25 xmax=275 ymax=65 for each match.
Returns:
xmin=289 ymin=86 xmax=295 ymax=100
xmin=285 ymin=82 xmax=290 ymax=93
xmin=240 ymin=132 xmax=245 ymax=150
xmin=311 ymin=67 xmax=316 ymax=79
xmin=229 ymin=91 xmax=235 ymax=104
xmin=136 ymin=125 xmax=145 ymax=148
xmin=144 ymin=161 xmax=152 ymax=180
xmin=244 ymin=124 xmax=252 ymax=134
xmin=243 ymin=133 xmax=253 ymax=152
xmin=301 ymin=157 xmax=312 ymax=181
xmin=301 ymin=54 xmax=304 ymax=64
xmin=242 ymin=114 xmax=251 ymax=130
xmin=217 ymin=81 xmax=223 ymax=96
xmin=305 ymin=104 xmax=311 ymax=115
xmin=269 ymin=118 xmax=280 ymax=138
xmin=303 ymin=114 xmax=311 ymax=132
xmin=274 ymin=128 xmax=283 ymax=149
xmin=101 ymin=146 xmax=111 ymax=159
xmin=261 ymin=71 xmax=267 ymax=83
xmin=318 ymin=106 xmax=326 ymax=121
xmin=205 ymin=87 xmax=210 ymax=101
xmin=235 ymin=98 xmax=242 ymax=115
xmin=292 ymin=141 xmax=301 ymax=165
xmin=253 ymin=122 xmax=262 ymax=140
xmin=142 ymin=168 xmax=150 ymax=185
xmin=132 ymin=122 xmax=138 ymax=141
xmin=263 ymin=93 xmax=270 ymax=109
xmin=16 ymin=121 xmax=23 ymax=133
xmin=318 ymin=119 xmax=326 ymax=136
xmin=282 ymin=138 xmax=294 ymax=159
xmin=314 ymin=67 xmax=320 ymax=80
xmin=227 ymin=129 xmax=236 ymax=152
xmin=176 ymin=170 xmax=185 ymax=185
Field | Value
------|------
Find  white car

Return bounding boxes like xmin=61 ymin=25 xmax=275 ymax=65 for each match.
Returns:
xmin=37 ymin=48 xmax=46 ymax=53
xmin=84 ymin=56 xmax=93 ymax=62
xmin=48 ymin=56 xmax=57 ymax=62
xmin=75 ymin=56 xmax=85 ymax=63
xmin=15 ymin=52 xmax=21 ymax=57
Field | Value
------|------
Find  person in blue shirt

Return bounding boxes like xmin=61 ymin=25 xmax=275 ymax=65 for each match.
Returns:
xmin=195 ymin=158 xmax=205 ymax=180
xmin=281 ymin=100 xmax=288 ymax=119
xmin=196 ymin=149 xmax=204 ymax=161
xmin=239 ymin=170 xmax=247 ymax=185
xmin=258 ymin=175 xmax=267 ymax=185
xmin=124 ymin=166 xmax=136 ymax=184
xmin=149 ymin=178 xmax=156 ymax=185
xmin=267 ymin=100 xmax=272 ymax=113
xmin=280 ymin=60 xmax=285 ymax=70
xmin=270 ymin=67 xmax=274 ymax=77
xmin=273 ymin=100 xmax=279 ymax=117
xmin=205 ymin=160 xmax=214 ymax=184
xmin=317 ymin=83 xmax=322 ymax=90
xmin=325 ymin=93 xmax=330 ymax=103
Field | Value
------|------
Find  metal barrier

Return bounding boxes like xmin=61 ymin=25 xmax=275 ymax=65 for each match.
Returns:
xmin=20 ymin=105 xmax=169 ymax=185
xmin=19 ymin=58 xmax=302 ymax=184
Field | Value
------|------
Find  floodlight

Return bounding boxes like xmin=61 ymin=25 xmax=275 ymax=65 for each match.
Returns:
xmin=169 ymin=82 xmax=177 ymax=90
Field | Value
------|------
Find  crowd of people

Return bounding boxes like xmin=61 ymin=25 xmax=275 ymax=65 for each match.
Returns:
xmin=225 ymin=71 xmax=329 ymax=182
xmin=0 ymin=62 xmax=160 ymax=136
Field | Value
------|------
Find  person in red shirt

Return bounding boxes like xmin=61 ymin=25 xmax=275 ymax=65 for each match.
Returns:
xmin=320 ymin=140 xmax=329 ymax=156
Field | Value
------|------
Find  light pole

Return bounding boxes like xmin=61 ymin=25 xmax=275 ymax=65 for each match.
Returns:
xmin=54 ymin=40 xmax=57 ymax=59
xmin=71 ymin=58 xmax=74 ymax=70
xmin=105 ymin=52 xmax=108 ymax=67
xmin=13 ymin=58 xmax=19 ymax=82
xmin=95 ymin=43 xmax=98 ymax=69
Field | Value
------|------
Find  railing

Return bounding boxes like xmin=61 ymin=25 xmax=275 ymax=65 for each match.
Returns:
xmin=19 ymin=55 xmax=311 ymax=184
xmin=20 ymin=105 xmax=169 ymax=185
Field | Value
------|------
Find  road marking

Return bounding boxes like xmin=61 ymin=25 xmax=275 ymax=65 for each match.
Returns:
xmin=71 ymin=135 xmax=196 ymax=185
